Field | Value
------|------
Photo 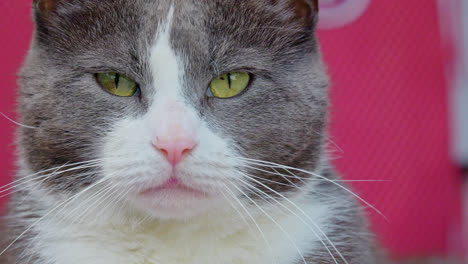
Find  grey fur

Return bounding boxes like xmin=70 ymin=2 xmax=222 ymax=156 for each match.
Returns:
xmin=2 ymin=0 xmax=377 ymax=263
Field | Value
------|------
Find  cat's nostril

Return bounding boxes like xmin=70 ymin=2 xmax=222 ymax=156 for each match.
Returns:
xmin=153 ymin=138 xmax=197 ymax=167
xmin=181 ymin=148 xmax=191 ymax=156
xmin=159 ymin=148 xmax=169 ymax=157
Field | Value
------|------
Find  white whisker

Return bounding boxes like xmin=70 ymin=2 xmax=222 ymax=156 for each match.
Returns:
xmin=0 ymin=159 xmax=104 ymax=192
xmin=0 ymin=162 xmax=102 ymax=198
xmin=0 ymin=112 xmax=37 ymax=129
xmin=219 ymin=187 xmax=250 ymax=228
xmin=271 ymin=167 xmax=306 ymax=186
xmin=0 ymin=175 xmax=111 ymax=257
xmin=221 ymin=183 xmax=276 ymax=263
xmin=236 ymin=175 xmax=341 ymax=264
xmin=237 ymin=157 xmax=387 ymax=221
xmin=228 ymin=182 xmax=307 ymax=264
xmin=245 ymin=174 xmax=335 ymax=198
xmin=87 ymin=184 xmax=123 ymax=224
xmin=21 ymin=183 xmax=111 ymax=258
xmin=69 ymin=183 xmax=116 ymax=226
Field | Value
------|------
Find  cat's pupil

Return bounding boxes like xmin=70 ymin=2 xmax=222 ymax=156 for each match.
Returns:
xmin=115 ymin=73 xmax=120 ymax=89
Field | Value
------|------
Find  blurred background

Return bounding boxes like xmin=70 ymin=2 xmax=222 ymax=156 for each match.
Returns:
xmin=0 ymin=0 xmax=467 ymax=262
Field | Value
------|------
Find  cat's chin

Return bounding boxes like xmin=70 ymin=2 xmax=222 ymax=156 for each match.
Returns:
xmin=129 ymin=183 xmax=222 ymax=220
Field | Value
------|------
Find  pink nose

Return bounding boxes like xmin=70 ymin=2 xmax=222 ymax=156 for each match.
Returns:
xmin=154 ymin=138 xmax=197 ymax=166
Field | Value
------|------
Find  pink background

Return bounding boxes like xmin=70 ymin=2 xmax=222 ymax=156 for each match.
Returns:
xmin=0 ymin=1 xmax=33 ymax=212
xmin=0 ymin=0 xmax=463 ymax=259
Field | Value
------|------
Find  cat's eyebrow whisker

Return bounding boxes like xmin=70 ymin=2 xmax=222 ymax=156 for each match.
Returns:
xmin=0 ymin=175 xmax=112 ymax=257
xmin=211 ymin=58 xmax=222 ymax=78
xmin=236 ymin=174 xmax=346 ymax=264
xmin=237 ymin=157 xmax=388 ymax=221
xmin=227 ymin=182 xmax=308 ymax=264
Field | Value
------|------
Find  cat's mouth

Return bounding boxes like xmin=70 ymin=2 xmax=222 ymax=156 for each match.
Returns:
xmin=131 ymin=174 xmax=218 ymax=219
xmin=139 ymin=176 xmax=207 ymax=199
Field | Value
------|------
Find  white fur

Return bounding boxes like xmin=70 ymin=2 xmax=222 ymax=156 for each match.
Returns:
xmin=25 ymin=8 xmax=333 ymax=264
xmin=30 ymin=190 xmax=331 ymax=264
xmin=149 ymin=6 xmax=181 ymax=100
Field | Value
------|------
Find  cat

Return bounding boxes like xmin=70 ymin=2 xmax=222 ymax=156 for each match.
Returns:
xmin=0 ymin=0 xmax=378 ymax=263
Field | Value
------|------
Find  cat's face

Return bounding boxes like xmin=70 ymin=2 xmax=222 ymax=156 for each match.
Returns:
xmin=19 ymin=0 xmax=328 ymax=219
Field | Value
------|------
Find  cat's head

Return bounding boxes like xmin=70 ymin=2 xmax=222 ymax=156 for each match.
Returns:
xmin=19 ymin=0 xmax=328 ymax=220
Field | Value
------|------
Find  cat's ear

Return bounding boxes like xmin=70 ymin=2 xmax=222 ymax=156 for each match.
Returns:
xmin=32 ymin=0 xmax=64 ymax=41
xmin=32 ymin=0 xmax=82 ymax=23
xmin=32 ymin=0 xmax=85 ymax=42
xmin=290 ymin=0 xmax=319 ymax=28
xmin=33 ymin=0 xmax=60 ymax=18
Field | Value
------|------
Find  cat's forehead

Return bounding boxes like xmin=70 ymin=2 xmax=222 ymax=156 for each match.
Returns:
xmin=37 ymin=0 xmax=315 ymax=61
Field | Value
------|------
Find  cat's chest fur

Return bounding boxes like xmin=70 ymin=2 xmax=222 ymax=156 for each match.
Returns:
xmin=31 ymin=193 xmax=330 ymax=264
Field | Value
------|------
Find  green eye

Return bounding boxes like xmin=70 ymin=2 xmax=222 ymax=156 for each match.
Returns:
xmin=208 ymin=72 xmax=250 ymax=98
xmin=96 ymin=72 xmax=139 ymax=97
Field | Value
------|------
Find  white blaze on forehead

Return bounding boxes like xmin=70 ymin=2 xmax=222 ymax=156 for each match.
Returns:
xmin=149 ymin=6 xmax=181 ymax=100
xmin=148 ymin=6 xmax=200 ymax=146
